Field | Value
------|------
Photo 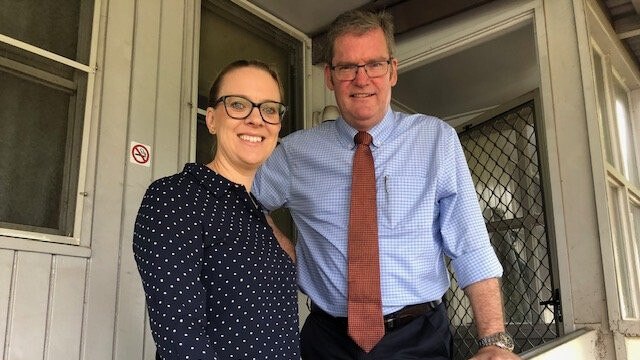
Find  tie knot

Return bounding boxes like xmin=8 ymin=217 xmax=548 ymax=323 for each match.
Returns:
xmin=354 ymin=131 xmax=372 ymax=146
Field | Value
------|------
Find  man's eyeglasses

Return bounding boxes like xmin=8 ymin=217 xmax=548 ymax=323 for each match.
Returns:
xmin=211 ymin=95 xmax=286 ymax=125
xmin=329 ymin=59 xmax=393 ymax=81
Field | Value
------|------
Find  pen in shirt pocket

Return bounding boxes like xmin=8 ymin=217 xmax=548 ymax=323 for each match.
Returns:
xmin=384 ymin=175 xmax=388 ymax=194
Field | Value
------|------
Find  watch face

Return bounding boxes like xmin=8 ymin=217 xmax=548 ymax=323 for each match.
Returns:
xmin=498 ymin=333 xmax=515 ymax=350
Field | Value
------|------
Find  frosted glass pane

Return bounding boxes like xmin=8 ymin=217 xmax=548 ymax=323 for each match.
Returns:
xmin=614 ymin=78 xmax=639 ymax=187
xmin=608 ymin=183 xmax=637 ymax=318
xmin=592 ymin=51 xmax=614 ymax=164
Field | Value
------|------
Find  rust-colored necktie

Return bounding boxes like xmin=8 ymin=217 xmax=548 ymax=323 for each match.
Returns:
xmin=348 ymin=131 xmax=384 ymax=353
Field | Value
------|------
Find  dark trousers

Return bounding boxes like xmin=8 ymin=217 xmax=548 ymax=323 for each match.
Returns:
xmin=301 ymin=302 xmax=452 ymax=360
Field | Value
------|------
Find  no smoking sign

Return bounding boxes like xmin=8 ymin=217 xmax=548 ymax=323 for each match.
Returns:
xmin=130 ymin=141 xmax=152 ymax=167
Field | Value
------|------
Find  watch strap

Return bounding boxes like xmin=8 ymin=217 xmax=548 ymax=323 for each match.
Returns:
xmin=477 ymin=331 xmax=515 ymax=351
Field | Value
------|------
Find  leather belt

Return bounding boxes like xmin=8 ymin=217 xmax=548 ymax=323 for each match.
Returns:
xmin=310 ymin=300 xmax=442 ymax=333
xmin=383 ymin=300 xmax=442 ymax=331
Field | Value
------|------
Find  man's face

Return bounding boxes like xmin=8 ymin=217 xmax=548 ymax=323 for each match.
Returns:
xmin=324 ymin=28 xmax=398 ymax=132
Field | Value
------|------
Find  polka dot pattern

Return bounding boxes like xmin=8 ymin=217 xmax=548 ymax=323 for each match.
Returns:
xmin=133 ymin=163 xmax=299 ymax=359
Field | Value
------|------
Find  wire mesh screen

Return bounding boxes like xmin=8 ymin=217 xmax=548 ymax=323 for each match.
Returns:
xmin=447 ymin=100 xmax=560 ymax=358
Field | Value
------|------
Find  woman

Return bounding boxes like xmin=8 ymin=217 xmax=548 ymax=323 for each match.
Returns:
xmin=133 ymin=60 xmax=299 ymax=359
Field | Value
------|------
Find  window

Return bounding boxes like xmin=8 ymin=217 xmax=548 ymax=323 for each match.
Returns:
xmin=592 ymin=46 xmax=640 ymax=323
xmin=0 ymin=0 xmax=96 ymax=243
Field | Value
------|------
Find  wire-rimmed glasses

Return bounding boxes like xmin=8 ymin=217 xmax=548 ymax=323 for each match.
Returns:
xmin=329 ymin=59 xmax=393 ymax=81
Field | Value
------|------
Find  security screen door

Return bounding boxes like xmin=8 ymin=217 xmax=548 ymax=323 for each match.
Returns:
xmin=447 ymin=99 xmax=561 ymax=358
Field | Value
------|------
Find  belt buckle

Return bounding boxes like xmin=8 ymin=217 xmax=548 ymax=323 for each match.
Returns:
xmin=384 ymin=317 xmax=399 ymax=331
xmin=384 ymin=314 xmax=415 ymax=332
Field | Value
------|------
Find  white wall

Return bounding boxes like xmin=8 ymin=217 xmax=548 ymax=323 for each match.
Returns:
xmin=0 ymin=250 xmax=87 ymax=359
xmin=0 ymin=0 xmax=196 ymax=359
xmin=81 ymin=0 xmax=196 ymax=359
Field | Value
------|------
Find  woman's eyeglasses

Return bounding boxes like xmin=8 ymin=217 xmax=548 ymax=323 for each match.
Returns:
xmin=211 ymin=95 xmax=286 ymax=125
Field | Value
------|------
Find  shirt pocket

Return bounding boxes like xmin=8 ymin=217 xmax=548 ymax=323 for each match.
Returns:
xmin=381 ymin=172 xmax=432 ymax=230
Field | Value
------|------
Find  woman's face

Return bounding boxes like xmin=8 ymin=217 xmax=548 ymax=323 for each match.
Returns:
xmin=206 ymin=67 xmax=282 ymax=173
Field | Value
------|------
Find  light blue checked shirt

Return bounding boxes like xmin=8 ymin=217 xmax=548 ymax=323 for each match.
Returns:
xmin=254 ymin=108 xmax=502 ymax=317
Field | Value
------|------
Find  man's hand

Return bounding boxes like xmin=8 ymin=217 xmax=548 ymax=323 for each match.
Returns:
xmin=469 ymin=345 xmax=521 ymax=359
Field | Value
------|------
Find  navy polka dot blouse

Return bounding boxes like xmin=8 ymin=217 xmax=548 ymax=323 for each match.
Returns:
xmin=133 ymin=163 xmax=300 ymax=359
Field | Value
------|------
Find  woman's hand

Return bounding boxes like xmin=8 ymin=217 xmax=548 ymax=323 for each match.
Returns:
xmin=266 ymin=214 xmax=296 ymax=262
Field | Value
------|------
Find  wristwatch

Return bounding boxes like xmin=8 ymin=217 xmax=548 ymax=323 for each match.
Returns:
xmin=477 ymin=331 xmax=515 ymax=351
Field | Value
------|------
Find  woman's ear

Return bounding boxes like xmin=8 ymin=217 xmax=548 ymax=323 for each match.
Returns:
xmin=205 ymin=107 xmax=216 ymax=135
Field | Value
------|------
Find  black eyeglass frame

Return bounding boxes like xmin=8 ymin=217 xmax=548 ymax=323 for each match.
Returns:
xmin=211 ymin=95 xmax=287 ymax=125
xmin=329 ymin=58 xmax=393 ymax=81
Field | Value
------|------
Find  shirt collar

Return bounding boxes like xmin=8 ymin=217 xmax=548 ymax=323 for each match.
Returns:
xmin=183 ymin=163 xmax=265 ymax=211
xmin=335 ymin=107 xmax=395 ymax=149
xmin=183 ymin=163 xmax=240 ymax=198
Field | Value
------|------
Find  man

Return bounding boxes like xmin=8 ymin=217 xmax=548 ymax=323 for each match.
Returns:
xmin=254 ymin=9 xmax=520 ymax=360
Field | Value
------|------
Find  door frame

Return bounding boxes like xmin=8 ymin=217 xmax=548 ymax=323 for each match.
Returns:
xmin=392 ymin=0 xmax=573 ymax=333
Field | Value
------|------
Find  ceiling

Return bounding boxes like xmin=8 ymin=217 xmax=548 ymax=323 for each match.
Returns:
xmin=393 ymin=23 xmax=538 ymax=121
xmin=248 ymin=0 xmax=373 ymax=35
xmin=598 ymin=0 xmax=640 ymax=69
xmin=247 ymin=0 xmax=640 ymax=121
